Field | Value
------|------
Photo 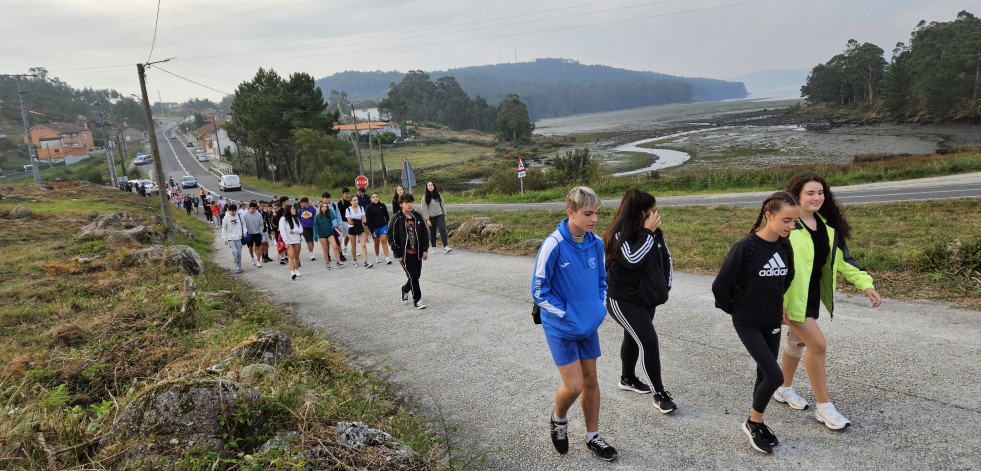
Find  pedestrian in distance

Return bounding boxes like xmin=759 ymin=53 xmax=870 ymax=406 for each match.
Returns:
xmin=346 ymin=196 xmax=372 ymax=268
xmin=712 ymin=191 xmax=799 ymax=454
xmin=241 ymin=202 xmax=264 ymax=269
xmin=220 ymin=204 xmax=247 ymax=274
xmin=259 ymin=200 xmax=274 ymax=263
xmin=422 ymin=181 xmax=452 ymax=253
xmin=392 ymin=185 xmax=405 ymax=216
xmin=388 ymin=192 xmax=429 ymax=309
xmin=192 ymin=195 xmax=200 ymax=215
xmin=184 ymin=195 xmax=193 ymax=216
xmin=297 ymin=197 xmax=318 ymax=261
xmin=602 ymin=189 xmax=676 ymax=413
xmin=773 ymin=172 xmax=883 ymax=430
xmin=279 ymin=204 xmax=304 ymax=279
xmin=320 ymin=192 xmax=345 ymax=267
xmin=338 ymin=188 xmax=353 ymax=259
xmin=366 ymin=192 xmax=393 ymax=265
xmin=356 ymin=186 xmax=370 ymax=211
xmin=313 ymin=201 xmax=342 ymax=270
xmin=532 ymin=186 xmax=618 ymax=462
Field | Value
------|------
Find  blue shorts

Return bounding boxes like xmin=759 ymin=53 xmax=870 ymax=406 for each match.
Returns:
xmin=371 ymin=225 xmax=388 ymax=239
xmin=544 ymin=330 xmax=601 ymax=366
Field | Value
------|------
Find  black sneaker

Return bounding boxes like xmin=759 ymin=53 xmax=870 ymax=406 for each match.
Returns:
xmin=414 ymin=301 xmax=426 ymax=310
xmin=652 ymin=390 xmax=677 ymax=414
xmin=585 ymin=435 xmax=618 ymax=462
xmin=549 ymin=414 xmax=569 ymax=455
xmin=757 ymin=421 xmax=779 ymax=446
xmin=339 ymin=254 xmax=347 ymax=262
xmin=401 ymin=288 xmax=409 ymax=305
xmin=618 ymin=375 xmax=652 ymax=394
xmin=742 ymin=420 xmax=774 ymax=454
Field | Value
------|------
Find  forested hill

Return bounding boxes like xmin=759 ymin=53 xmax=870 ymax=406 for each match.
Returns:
xmin=315 ymin=58 xmax=747 ymax=120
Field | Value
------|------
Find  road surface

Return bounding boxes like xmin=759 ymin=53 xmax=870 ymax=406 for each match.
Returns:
xmin=211 ymin=243 xmax=980 ymax=470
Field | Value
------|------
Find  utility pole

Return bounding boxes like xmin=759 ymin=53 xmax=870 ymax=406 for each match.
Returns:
xmin=212 ymin=110 xmax=222 ymax=160
xmin=367 ymin=111 xmax=374 ymax=187
xmin=92 ymin=102 xmax=119 ymax=186
xmin=4 ymin=74 xmax=42 ymax=182
xmin=116 ymin=132 xmax=126 ymax=178
xmin=350 ymin=108 xmax=363 ymax=175
xmin=368 ymin=112 xmax=388 ymax=186
xmin=158 ymin=90 xmax=164 ymax=117
xmin=138 ymin=60 xmax=176 ymax=243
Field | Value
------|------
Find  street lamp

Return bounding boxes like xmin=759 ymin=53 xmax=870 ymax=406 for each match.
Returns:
xmin=268 ymin=164 xmax=277 ymax=188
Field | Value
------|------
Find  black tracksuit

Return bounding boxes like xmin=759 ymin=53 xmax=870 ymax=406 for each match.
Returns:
xmin=365 ymin=201 xmax=390 ymax=232
xmin=713 ymin=234 xmax=794 ymax=413
xmin=388 ymin=210 xmax=430 ymax=303
xmin=605 ymin=228 xmax=673 ymax=391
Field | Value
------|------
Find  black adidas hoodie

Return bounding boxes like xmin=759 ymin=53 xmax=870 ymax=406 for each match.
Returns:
xmin=712 ymin=233 xmax=794 ymax=326
xmin=606 ymin=228 xmax=673 ymax=308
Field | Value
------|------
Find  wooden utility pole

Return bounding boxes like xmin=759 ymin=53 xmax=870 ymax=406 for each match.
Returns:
xmin=137 ymin=61 xmax=176 ymax=243
xmin=349 ymin=108 xmax=363 ymax=175
xmin=367 ymin=112 xmax=374 ymax=187
xmin=369 ymin=112 xmax=388 ymax=186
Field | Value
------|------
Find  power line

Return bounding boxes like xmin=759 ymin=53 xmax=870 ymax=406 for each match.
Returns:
xmin=146 ymin=0 xmax=162 ymax=63
xmin=152 ymin=66 xmax=229 ymax=95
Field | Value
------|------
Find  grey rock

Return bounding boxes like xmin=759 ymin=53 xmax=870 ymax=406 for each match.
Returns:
xmin=166 ymin=245 xmax=205 ymax=276
xmin=230 ymin=329 xmax=292 ymax=364
xmin=257 ymin=431 xmax=299 ymax=454
xmin=522 ymin=238 xmax=544 ymax=248
xmin=106 ymin=225 xmax=161 ymax=247
xmin=9 ymin=204 xmax=32 ymax=218
xmin=336 ymin=421 xmax=392 ymax=448
xmin=174 ymin=225 xmax=197 ymax=240
xmin=228 ymin=363 xmax=277 ymax=387
xmin=334 ymin=422 xmax=428 ymax=470
xmin=101 ymin=378 xmax=262 ymax=453
xmin=480 ymin=223 xmax=510 ymax=238
xmin=77 ymin=213 xmax=122 ymax=239
xmin=452 ymin=217 xmax=491 ymax=242
xmin=128 ymin=245 xmax=165 ymax=265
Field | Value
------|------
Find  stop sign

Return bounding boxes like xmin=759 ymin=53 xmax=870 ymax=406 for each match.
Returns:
xmin=355 ymin=175 xmax=369 ymax=188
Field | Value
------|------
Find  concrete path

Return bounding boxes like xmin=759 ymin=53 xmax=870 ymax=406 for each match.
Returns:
xmin=212 ymin=243 xmax=981 ymax=470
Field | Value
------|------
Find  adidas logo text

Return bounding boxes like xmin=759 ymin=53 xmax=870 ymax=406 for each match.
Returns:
xmin=759 ymin=252 xmax=788 ymax=277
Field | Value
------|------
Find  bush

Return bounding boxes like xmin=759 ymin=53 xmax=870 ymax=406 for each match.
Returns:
xmin=917 ymin=237 xmax=981 ymax=277
xmin=482 ymin=167 xmax=550 ymax=195
xmin=551 ymin=147 xmax=602 ymax=186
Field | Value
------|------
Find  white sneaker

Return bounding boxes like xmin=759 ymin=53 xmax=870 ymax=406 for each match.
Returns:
xmin=296 ymin=270 xmax=302 ymax=277
xmin=251 ymin=258 xmax=257 ymax=266
xmin=255 ymin=259 xmax=262 ymax=268
xmin=772 ymin=386 xmax=809 ymax=410
xmin=815 ymin=402 xmax=852 ymax=430
xmin=291 ymin=271 xmax=297 ymax=280
xmin=309 ymin=253 xmax=316 ymax=260
xmin=375 ymin=257 xmax=381 ymax=264
xmin=444 ymin=246 xmax=452 ymax=253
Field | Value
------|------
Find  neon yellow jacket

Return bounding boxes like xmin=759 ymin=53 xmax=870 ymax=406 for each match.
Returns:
xmin=783 ymin=213 xmax=875 ymax=322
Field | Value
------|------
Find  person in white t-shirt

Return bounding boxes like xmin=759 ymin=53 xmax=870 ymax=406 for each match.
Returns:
xmin=346 ymin=196 xmax=372 ymax=268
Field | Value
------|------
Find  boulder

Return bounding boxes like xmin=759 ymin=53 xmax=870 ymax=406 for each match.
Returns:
xmin=257 ymin=431 xmax=299 ymax=455
xmin=480 ymin=223 xmax=510 ymax=238
xmin=174 ymin=225 xmax=197 ymax=241
xmin=128 ymin=245 xmax=165 ymax=266
xmin=523 ymin=238 xmax=544 ymax=249
xmin=232 ymin=363 xmax=277 ymax=386
xmin=230 ymin=329 xmax=292 ymax=364
xmin=331 ymin=421 xmax=428 ymax=470
xmin=451 ymin=217 xmax=491 ymax=242
xmin=166 ymin=245 xmax=204 ymax=276
xmin=101 ymin=378 xmax=262 ymax=454
xmin=77 ymin=213 xmax=122 ymax=239
xmin=9 ymin=204 xmax=32 ymax=219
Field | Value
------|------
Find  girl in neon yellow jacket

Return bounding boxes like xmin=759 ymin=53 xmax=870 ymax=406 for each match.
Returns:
xmin=773 ymin=172 xmax=883 ymax=431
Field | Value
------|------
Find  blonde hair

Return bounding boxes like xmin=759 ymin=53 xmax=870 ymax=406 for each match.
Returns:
xmin=566 ymin=186 xmax=601 ymax=212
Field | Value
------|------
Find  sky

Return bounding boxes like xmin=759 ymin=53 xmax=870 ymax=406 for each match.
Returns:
xmin=1 ymin=0 xmax=977 ymax=103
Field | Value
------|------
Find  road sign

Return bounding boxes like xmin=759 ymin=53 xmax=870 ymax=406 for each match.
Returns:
xmin=401 ymin=159 xmax=417 ymax=190
xmin=517 ymin=156 xmax=526 ymax=179
xmin=355 ymin=175 xmax=369 ymax=188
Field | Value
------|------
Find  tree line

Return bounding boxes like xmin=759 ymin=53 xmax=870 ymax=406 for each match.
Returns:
xmin=802 ymin=10 xmax=981 ymax=120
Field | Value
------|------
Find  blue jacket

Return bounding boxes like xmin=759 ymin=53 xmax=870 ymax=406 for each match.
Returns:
xmin=532 ymin=219 xmax=608 ymax=340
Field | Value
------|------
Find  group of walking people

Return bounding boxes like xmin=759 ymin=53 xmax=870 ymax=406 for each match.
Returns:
xmin=219 ymin=181 xmax=453 ymax=309
xmin=532 ymin=171 xmax=882 ymax=462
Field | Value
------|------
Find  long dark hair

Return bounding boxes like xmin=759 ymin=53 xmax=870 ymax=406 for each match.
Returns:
xmin=284 ymin=205 xmax=300 ymax=230
xmin=785 ymin=171 xmax=851 ymax=238
xmin=750 ymin=192 xmax=799 ymax=234
xmin=424 ymin=181 xmax=440 ymax=205
xmin=603 ymin=188 xmax=656 ymax=263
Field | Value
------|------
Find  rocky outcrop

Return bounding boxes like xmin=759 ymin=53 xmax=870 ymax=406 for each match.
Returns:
xmin=101 ymin=379 xmax=262 ymax=453
xmin=77 ymin=214 xmax=123 ymax=239
xmin=166 ymin=245 xmax=204 ymax=276
xmin=9 ymin=204 xmax=32 ymax=218
xmin=106 ymin=225 xmax=162 ymax=247
xmin=128 ymin=245 xmax=166 ymax=265
xmin=449 ymin=217 xmax=510 ymax=242
xmin=230 ymin=329 xmax=292 ymax=364
xmin=331 ymin=421 xmax=428 ymax=470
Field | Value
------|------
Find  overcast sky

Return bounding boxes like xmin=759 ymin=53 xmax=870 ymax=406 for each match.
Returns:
xmin=2 ymin=0 xmax=976 ymax=103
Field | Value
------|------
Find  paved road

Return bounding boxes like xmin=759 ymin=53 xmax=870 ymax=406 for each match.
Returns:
xmin=212 ymin=244 xmax=981 ymax=470
xmin=449 ymin=172 xmax=981 ymax=211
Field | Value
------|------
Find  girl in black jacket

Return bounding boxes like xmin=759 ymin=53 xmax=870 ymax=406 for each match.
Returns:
xmin=711 ymin=191 xmax=798 ymax=454
xmin=602 ymin=189 xmax=676 ymax=414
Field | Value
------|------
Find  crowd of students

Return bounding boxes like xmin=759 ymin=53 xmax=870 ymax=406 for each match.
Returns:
xmin=217 ymin=182 xmax=451 ymax=309
xmin=533 ymin=172 xmax=882 ymax=462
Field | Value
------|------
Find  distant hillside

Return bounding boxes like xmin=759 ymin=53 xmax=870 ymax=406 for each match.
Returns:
xmin=315 ymin=58 xmax=747 ymax=121
xmin=727 ymin=69 xmax=808 ymax=99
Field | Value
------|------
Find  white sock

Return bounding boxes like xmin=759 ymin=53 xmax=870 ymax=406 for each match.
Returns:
xmin=586 ymin=431 xmax=599 ymax=441
xmin=552 ymin=412 xmax=567 ymax=423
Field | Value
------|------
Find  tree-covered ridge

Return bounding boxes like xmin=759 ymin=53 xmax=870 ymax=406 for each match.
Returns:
xmin=315 ymin=58 xmax=747 ymax=121
xmin=802 ymin=10 xmax=981 ymax=120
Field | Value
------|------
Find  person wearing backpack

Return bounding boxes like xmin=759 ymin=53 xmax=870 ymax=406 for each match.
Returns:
xmin=712 ymin=191 xmax=798 ymax=454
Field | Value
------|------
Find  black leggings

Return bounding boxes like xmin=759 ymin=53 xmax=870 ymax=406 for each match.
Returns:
xmin=429 ymin=214 xmax=448 ymax=248
xmin=732 ymin=321 xmax=784 ymax=414
xmin=606 ymin=297 xmax=664 ymax=392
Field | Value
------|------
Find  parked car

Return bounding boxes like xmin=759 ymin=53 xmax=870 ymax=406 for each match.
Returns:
xmin=129 ymin=179 xmax=158 ymax=194
xmin=186 ymin=141 xmax=194 ymax=147
xmin=218 ymin=174 xmax=241 ymax=191
xmin=134 ymin=154 xmax=153 ymax=165
xmin=196 ymin=150 xmax=208 ymax=162
xmin=181 ymin=175 xmax=197 ymax=188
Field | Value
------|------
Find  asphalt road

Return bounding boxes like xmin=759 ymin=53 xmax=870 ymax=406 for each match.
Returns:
xmin=449 ymin=172 xmax=981 ymax=211
xmin=212 ymin=245 xmax=981 ymax=470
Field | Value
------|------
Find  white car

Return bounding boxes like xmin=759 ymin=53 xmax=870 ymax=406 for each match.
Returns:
xmin=196 ymin=150 xmax=208 ymax=162
xmin=218 ymin=174 xmax=241 ymax=191
xmin=134 ymin=154 xmax=153 ymax=165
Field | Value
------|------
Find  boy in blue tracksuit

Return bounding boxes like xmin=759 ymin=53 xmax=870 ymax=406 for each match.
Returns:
xmin=532 ymin=186 xmax=618 ymax=462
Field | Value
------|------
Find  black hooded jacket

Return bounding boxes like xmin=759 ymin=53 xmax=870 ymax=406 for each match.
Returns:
xmin=605 ymin=228 xmax=673 ymax=308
